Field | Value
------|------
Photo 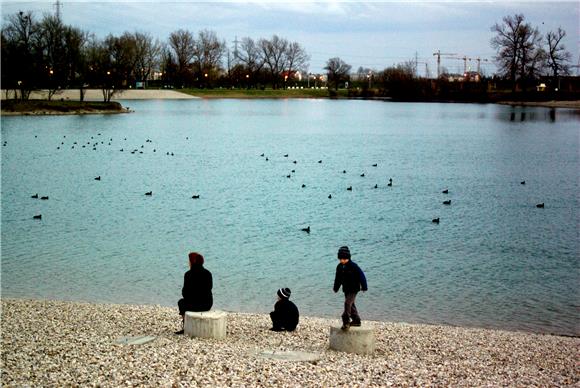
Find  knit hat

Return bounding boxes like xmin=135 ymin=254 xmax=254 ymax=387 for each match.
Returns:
xmin=188 ymin=252 xmax=204 ymax=266
xmin=337 ymin=246 xmax=351 ymax=260
xmin=277 ymin=287 xmax=291 ymax=299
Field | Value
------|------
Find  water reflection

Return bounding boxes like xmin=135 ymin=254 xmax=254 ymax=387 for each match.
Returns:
xmin=505 ymin=106 xmax=579 ymax=123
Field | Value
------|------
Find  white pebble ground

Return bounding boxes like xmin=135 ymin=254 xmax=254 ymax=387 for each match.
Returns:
xmin=1 ymin=299 xmax=577 ymax=387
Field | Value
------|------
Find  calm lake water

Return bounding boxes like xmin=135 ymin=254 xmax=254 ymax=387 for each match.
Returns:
xmin=1 ymin=99 xmax=578 ymax=336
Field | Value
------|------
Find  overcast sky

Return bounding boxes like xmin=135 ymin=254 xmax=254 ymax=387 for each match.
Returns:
xmin=1 ymin=1 xmax=578 ymax=75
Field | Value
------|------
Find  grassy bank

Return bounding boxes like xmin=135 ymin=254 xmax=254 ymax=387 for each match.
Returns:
xmin=179 ymin=88 xmax=348 ymax=99
xmin=1 ymin=100 xmax=128 ymax=115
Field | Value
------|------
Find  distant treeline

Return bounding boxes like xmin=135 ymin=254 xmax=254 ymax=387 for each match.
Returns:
xmin=1 ymin=10 xmax=576 ymax=102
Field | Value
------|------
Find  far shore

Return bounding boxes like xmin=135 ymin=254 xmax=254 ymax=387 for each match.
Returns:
xmin=1 ymin=298 xmax=578 ymax=386
xmin=2 ymin=89 xmax=579 ymax=110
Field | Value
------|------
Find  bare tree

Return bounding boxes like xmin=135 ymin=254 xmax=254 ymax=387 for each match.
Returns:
xmin=518 ymin=23 xmax=544 ymax=81
xmin=193 ymin=29 xmax=225 ymax=87
xmin=37 ymin=14 xmax=67 ymax=100
xmin=284 ymin=41 xmax=310 ymax=88
xmin=168 ymin=29 xmax=195 ymax=87
xmin=61 ymin=26 xmax=88 ymax=101
xmin=491 ymin=13 xmax=544 ymax=91
xmin=133 ymin=32 xmax=161 ymax=86
xmin=546 ymin=27 xmax=571 ymax=80
xmin=2 ymin=11 xmax=39 ymax=100
xmin=491 ymin=14 xmax=525 ymax=91
xmin=324 ymin=57 xmax=351 ymax=91
xmin=236 ymin=37 xmax=264 ymax=87
xmin=259 ymin=35 xmax=288 ymax=89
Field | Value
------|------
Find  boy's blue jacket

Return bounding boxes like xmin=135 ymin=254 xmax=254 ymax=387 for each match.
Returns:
xmin=333 ymin=260 xmax=368 ymax=293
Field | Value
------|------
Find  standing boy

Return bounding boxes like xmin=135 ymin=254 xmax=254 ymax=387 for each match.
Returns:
xmin=333 ymin=246 xmax=368 ymax=330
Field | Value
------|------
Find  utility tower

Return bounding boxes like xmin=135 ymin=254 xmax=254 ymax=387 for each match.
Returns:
xmin=54 ymin=0 xmax=62 ymax=21
xmin=433 ymin=50 xmax=457 ymax=78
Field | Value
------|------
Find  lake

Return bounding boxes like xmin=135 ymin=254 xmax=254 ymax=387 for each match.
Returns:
xmin=1 ymin=99 xmax=578 ymax=336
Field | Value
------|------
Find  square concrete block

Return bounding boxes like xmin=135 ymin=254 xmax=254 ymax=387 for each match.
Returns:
xmin=329 ymin=325 xmax=375 ymax=355
xmin=184 ymin=310 xmax=227 ymax=340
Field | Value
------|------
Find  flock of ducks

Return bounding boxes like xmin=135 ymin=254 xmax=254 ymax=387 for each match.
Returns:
xmin=18 ymin=134 xmax=546 ymax=222
xmin=258 ymin=153 xmax=546 ymax=233
xmin=24 ymin=133 xmax=199 ymax=220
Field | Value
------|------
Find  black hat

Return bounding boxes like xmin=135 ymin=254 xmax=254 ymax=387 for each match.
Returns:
xmin=277 ymin=288 xmax=291 ymax=299
xmin=338 ymin=246 xmax=351 ymax=259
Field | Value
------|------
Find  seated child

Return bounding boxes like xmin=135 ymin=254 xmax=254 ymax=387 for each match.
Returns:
xmin=269 ymin=287 xmax=299 ymax=331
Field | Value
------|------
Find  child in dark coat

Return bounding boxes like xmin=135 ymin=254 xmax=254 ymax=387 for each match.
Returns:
xmin=269 ymin=287 xmax=299 ymax=331
xmin=333 ymin=246 xmax=368 ymax=330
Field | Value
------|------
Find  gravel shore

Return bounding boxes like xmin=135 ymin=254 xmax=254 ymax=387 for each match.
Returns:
xmin=1 ymin=299 xmax=577 ymax=387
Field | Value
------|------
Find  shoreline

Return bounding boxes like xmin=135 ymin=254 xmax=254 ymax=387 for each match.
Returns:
xmin=1 ymin=298 xmax=577 ymax=386
xmin=2 ymin=89 xmax=579 ymax=110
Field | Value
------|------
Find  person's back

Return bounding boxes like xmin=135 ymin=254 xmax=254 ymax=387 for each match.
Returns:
xmin=176 ymin=252 xmax=213 ymax=334
xmin=182 ymin=264 xmax=213 ymax=311
xmin=270 ymin=287 xmax=299 ymax=331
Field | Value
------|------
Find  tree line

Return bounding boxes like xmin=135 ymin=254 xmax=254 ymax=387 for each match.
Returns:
xmin=1 ymin=9 xmax=574 ymax=102
xmin=1 ymin=11 xmax=310 ymax=101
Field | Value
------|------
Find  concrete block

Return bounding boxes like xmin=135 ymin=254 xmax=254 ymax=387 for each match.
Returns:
xmin=329 ymin=325 xmax=375 ymax=355
xmin=184 ymin=310 xmax=227 ymax=340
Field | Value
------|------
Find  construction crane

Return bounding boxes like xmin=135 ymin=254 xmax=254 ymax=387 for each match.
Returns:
xmin=433 ymin=50 xmax=457 ymax=78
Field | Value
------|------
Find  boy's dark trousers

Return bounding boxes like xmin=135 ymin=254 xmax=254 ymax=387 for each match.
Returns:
xmin=342 ymin=292 xmax=361 ymax=325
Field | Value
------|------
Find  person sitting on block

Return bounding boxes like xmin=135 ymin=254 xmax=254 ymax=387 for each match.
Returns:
xmin=175 ymin=252 xmax=213 ymax=334
xmin=269 ymin=287 xmax=299 ymax=331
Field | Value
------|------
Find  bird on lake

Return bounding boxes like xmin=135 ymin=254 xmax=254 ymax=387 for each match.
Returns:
xmin=443 ymin=200 xmax=451 ymax=205
xmin=318 ymin=160 xmax=322 ymax=164
xmin=347 ymin=186 xmax=352 ymax=191
xmin=372 ymin=163 xmax=378 ymax=167
xmin=328 ymin=194 xmax=332 ymax=199
xmin=432 ymin=218 xmax=440 ymax=223
xmin=374 ymin=184 xmax=378 ymax=189
xmin=343 ymin=170 xmax=347 ymax=174
xmin=521 ymin=181 xmax=526 ymax=185
xmin=40 ymin=196 xmax=49 ymax=200
xmin=94 ymin=176 xmax=101 ymax=181
xmin=302 ymin=184 xmax=306 ymax=188
xmin=260 ymin=153 xmax=264 ymax=157
xmin=536 ymin=203 xmax=544 ymax=208
xmin=360 ymin=173 xmax=365 ymax=177
xmin=293 ymin=160 xmax=297 ymax=164
xmin=301 ymin=226 xmax=310 ymax=233
xmin=442 ymin=189 xmax=449 ymax=194
xmin=284 ymin=154 xmax=289 ymax=157
xmin=145 ymin=191 xmax=152 ymax=196
xmin=287 ymin=174 xmax=291 ymax=178
xmin=192 ymin=195 xmax=200 ymax=199
xmin=33 ymin=214 xmax=42 ymax=220
xmin=31 ymin=194 xmax=38 ymax=199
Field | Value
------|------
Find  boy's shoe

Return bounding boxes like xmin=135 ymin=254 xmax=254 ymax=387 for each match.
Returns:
xmin=174 ymin=329 xmax=184 ymax=335
xmin=270 ymin=327 xmax=283 ymax=332
xmin=341 ymin=323 xmax=350 ymax=331
xmin=350 ymin=320 xmax=361 ymax=327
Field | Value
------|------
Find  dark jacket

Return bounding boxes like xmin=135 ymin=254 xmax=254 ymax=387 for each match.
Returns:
xmin=333 ymin=260 xmax=368 ymax=294
xmin=181 ymin=264 xmax=213 ymax=311
xmin=270 ymin=298 xmax=299 ymax=331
